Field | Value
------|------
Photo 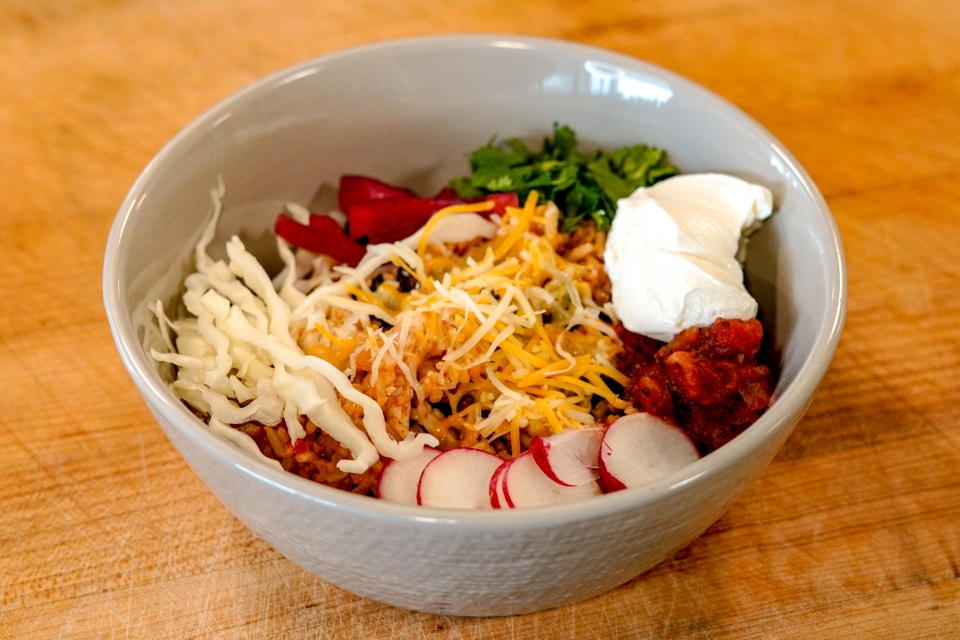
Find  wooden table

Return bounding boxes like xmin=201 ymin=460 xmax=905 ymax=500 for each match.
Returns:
xmin=3 ymin=0 xmax=959 ymax=637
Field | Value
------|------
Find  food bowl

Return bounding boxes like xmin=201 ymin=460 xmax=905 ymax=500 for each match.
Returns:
xmin=103 ymin=35 xmax=845 ymax=616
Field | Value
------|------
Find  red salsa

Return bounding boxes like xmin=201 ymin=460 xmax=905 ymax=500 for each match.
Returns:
xmin=616 ymin=318 xmax=775 ymax=455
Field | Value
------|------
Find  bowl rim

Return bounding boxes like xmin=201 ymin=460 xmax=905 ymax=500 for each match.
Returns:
xmin=103 ymin=33 xmax=847 ymax=529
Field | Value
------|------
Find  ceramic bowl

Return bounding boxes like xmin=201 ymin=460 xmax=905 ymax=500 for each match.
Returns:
xmin=103 ymin=35 xmax=846 ymax=616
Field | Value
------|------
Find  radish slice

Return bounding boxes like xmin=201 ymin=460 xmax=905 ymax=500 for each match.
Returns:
xmin=417 ymin=448 xmax=504 ymax=509
xmin=489 ymin=461 xmax=509 ymax=508
xmin=375 ymin=447 xmax=441 ymax=505
xmin=530 ymin=426 xmax=605 ymax=487
xmin=598 ymin=413 xmax=701 ymax=492
xmin=501 ymin=451 xmax=602 ymax=508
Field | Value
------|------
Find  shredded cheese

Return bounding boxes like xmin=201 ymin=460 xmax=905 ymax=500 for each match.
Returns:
xmin=296 ymin=194 xmax=627 ymax=451
xmin=154 ymin=187 xmax=627 ymax=474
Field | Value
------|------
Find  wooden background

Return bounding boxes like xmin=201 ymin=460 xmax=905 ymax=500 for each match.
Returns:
xmin=3 ymin=0 xmax=960 ymax=637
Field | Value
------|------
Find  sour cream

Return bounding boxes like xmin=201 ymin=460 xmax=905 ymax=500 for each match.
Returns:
xmin=604 ymin=173 xmax=773 ymax=342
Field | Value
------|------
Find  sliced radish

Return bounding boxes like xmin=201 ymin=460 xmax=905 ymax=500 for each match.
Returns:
xmin=530 ymin=426 xmax=605 ymax=487
xmin=488 ymin=461 xmax=509 ymax=508
xmin=375 ymin=447 xmax=441 ymax=505
xmin=598 ymin=413 xmax=700 ymax=492
xmin=501 ymin=451 xmax=602 ymax=508
xmin=417 ymin=448 xmax=504 ymax=509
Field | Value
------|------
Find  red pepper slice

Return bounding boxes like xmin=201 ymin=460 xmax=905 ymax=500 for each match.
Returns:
xmin=479 ymin=192 xmax=521 ymax=213
xmin=281 ymin=176 xmax=523 ymax=259
xmin=347 ymin=192 xmax=520 ymax=244
xmin=434 ymin=187 xmax=459 ymax=199
xmin=347 ymin=197 xmax=458 ymax=244
xmin=338 ymin=175 xmax=416 ymax=213
xmin=274 ymin=214 xmax=367 ymax=267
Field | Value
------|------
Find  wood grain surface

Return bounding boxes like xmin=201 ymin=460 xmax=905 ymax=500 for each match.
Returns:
xmin=3 ymin=0 xmax=960 ymax=637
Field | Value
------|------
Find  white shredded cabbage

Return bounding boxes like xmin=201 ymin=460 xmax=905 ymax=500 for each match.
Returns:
xmin=149 ymin=184 xmax=438 ymax=474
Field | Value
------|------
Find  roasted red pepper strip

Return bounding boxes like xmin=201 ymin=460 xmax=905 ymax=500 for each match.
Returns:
xmin=338 ymin=175 xmax=416 ymax=212
xmin=274 ymin=214 xmax=367 ymax=267
xmin=434 ymin=187 xmax=459 ymax=199
xmin=478 ymin=192 xmax=521 ymax=213
xmin=347 ymin=192 xmax=519 ymax=244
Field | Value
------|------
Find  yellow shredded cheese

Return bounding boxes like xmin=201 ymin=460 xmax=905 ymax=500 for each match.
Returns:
xmin=297 ymin=195 xmax=625 ymax=453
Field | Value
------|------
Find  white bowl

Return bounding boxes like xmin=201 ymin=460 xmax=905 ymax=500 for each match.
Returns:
xmin=103 ymin=35 xmax=846 ymax=616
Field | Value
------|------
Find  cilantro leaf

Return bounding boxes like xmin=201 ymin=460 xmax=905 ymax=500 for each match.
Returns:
xmin=450 ymin=124 xmax=677 ymax=233
xmin=585 ymin=155 xmax=635 ymax=202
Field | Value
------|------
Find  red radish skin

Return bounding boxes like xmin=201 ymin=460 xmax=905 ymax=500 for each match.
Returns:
xmin=501 ymin=452 xmax=602 ymax=508
xmin=417 ymin=448 xmax=504 ymax=509
xmin=375 ymin=447 xmax=440 ymax=505
xmin=488 ymin=461 xmax=509 ymax=508
xmin=530 ymin=427 xmax=605 ymax=487
xmin=598 ymin=413 xmax=701 ymax=492
xmin=496 ymin=456 xmax=525 ymax=508
xmin=500 ymin=457 xmax=520 ymax=508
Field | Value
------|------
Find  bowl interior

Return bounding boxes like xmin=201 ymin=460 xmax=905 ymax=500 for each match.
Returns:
xmin=106 ymin=35 xmax=845 ymax=517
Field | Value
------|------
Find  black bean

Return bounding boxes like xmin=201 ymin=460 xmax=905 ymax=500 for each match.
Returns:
xmin=432 ymin=399 xmax=453 ymax=417
xmin=456 ymin=394 xmax=474 ymax=413
xmin=397 ymin=267 xmax=419 ymax=293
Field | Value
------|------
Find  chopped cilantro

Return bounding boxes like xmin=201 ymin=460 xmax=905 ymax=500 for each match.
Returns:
xmin=449 ymin=124 xmax=678 ymax=232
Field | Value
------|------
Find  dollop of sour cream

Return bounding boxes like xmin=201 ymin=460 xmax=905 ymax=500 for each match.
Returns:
xmin=604 ymin=173 xmax=773 ymax=342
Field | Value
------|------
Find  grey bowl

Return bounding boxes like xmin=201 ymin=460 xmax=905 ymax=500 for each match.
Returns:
xmin=103 ymin=35 xmax=845 ymax=616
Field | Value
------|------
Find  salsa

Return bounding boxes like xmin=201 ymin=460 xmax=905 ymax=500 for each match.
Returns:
xmin=616 ymin=318 xmax=774 ymax=455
